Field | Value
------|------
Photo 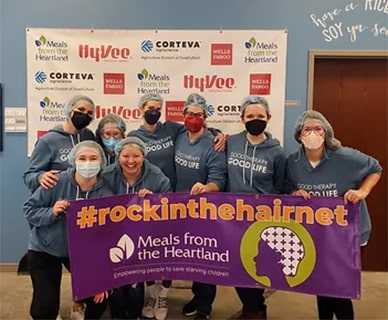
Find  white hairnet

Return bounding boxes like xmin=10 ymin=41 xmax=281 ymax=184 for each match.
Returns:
xmin=68 ymin=140 xmax=107 ymax=167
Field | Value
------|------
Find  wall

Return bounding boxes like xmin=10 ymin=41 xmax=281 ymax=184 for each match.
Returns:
xmin=0 ymin=0 xmax=387 ymax=263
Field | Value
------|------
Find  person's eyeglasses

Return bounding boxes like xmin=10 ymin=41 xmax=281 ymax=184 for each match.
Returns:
xmin=301 ymin=126 xmax=324 ymax=136
xmin=184 ymin=111 xmax=204 ymax=118
xmin=102 ymin=130 xmax=122 ymax=139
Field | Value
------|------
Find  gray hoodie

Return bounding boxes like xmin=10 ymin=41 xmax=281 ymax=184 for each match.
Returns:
xmin=101 ymin=159 xmax=172 ymax=194
xmin=227 ymin=131 xmax=286 ymax=194
xmin=23 ymin=125 xmax=95 ymax=193
xmin=286 ymin=146 xmax=382 ymax=244
xmin=23 ymin=168 xmax=113 ymax=257
xmin=175 ymin=130 xmax=227 ymax=192
xmin=128 ymin=121 xmax=184 ymax=190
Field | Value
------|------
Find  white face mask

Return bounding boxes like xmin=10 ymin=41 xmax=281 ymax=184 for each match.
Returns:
xmin=301 ymin=131 xmax=324 ymax=150
xmin=76 ymin=161 xmax=101 ymax=179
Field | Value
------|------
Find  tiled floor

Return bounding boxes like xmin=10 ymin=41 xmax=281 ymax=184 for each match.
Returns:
xmin=0 ymin=271 xmax=387 ymax=319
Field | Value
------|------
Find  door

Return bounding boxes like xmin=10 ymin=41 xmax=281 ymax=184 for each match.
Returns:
xmin=312 ymin=56 xmax=387 ymax=271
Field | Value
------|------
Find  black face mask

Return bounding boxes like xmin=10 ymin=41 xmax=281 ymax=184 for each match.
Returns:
xmin=245 ymin=119 xmax=267 ymax=136
xmin=144 ymin=109 xmax=161 ymax=125
xmin=71 ymin=111 xmax=92 ymax=130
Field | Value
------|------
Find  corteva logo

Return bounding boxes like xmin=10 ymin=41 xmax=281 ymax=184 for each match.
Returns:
xmin=110 ymin=234 xmax=135 ymax=263
xmin=156 ymin=40 xmax=200 ymax=49
xmin=34 ymin=71 xmax=95 ymax=84
xmin=183 ymin=75 xmax=235 ymax=92
xmin=141 ymin=40 xmax=154 ymax=53
xmin=141 ymin=40 xmax=201 ymax=53
xmin=35 ymin=35 xmax=68 ymax=48
xmin=78 ymin=44 xmax=131 ymax=62
xmin=206 ymin=104 xmax=215 ymax=116
xmin=35 ymin=71 xmax=47 ymax=83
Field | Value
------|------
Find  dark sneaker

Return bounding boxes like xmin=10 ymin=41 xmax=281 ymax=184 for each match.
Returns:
xmin=182 ymin=298 xmax=198 ymax=317
xmin=194 ymin=312 xmax=210 ymax=320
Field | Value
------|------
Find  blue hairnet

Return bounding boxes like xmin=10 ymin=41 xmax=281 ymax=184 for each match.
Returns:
xmin=64 ymin=95 xmax=95 ymax=118
xmin=183 ymin=93 xmax=208 ymax=117
xmin=240 ymin=95 xmax=271 ymax=116
xmin=68 ymin=141 xmax=107 ymax=168
xmin=294 ymin=110 xmax=341 ymax=150
xmin=95 ymin=113 xmax=127 ymax=138
xmin=114 ymin=137 xmax=148 ymax=157
xmin=138 ymin=93 xmax=164 ymax=108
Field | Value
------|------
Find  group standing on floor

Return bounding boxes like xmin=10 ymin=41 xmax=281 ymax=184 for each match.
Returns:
xmin=22 ymin=93 xmax=382 ymax=320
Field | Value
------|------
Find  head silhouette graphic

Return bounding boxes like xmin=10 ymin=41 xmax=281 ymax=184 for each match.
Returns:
xmin=255 ymin=227 xmax=305 ymax=285
xmin=240 ymin=220 xmax=316 ymax=288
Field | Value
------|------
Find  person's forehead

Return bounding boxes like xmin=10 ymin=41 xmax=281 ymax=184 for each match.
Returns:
xmin=77 ymin=149 xmax=99 ymax=157
xmin=186 ymin=105 xmax=204 ymax=112
xmin=74 ymin=100 xmax=93 ymax=109
xmin=244 ymin=104 xmax=267 ymax=114
xmin=121 ymin=145 xmax=143 ymax=153
xmin=103 ymin=123 xmax=120 ymax=131
xmin=303 ymin=119 xmax=322 ymax=127
xmin=144 ymin=100 xmax=162 ymax=108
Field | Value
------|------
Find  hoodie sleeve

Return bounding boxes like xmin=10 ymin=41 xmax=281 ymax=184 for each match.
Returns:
xmin=158 ymin=173 xmax=172 ymax=193
xmin=206 ymin=150 xmax=227 ymax=191
xmin=23 ymin=187 xmax=62 ymax=227
xmin=349 ymin=148 xmax=382 ymax=181
xmin=284 ymin=156 xmax=298 ymax=194
xmin=23 ymin=139 xmax=52 ymax=193
xmin=273 ymin=150 xmax=287 ymax=194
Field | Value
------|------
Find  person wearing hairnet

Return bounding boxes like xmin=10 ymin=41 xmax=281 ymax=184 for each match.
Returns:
xmin=128 ymin=93 xmax=225 ymax=191
xmin=286 ymin=110 xmax=382 ymax=320
xmin=128 ymin=93 xmax=225 ymax=320
xmin=95 ymin=113 xmax=127 ymax=165
xmin=177 ymin=93 xmax=227 ymax=320
xmin=22 ymin=95 xmax=96 ymax=319
xmin=227 ymin=95 xmax=286 ymax=320
xmin=23 ymin=141 xmax=114 ymax=320
xmin=24 ymin=95 xmax=96 ymax=193
xmin=101 ymin=136 xmax=171 ymax=320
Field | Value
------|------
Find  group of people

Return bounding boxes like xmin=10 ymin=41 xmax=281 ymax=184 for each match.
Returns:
xmin=22 ymin=92 xmax=382 ymax=320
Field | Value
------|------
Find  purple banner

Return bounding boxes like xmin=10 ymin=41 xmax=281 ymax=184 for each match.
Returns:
xmin=67 ymin=193 xmax=360 ymax=301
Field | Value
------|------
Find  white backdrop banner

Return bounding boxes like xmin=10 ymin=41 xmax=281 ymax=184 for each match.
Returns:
xmin=26 ymin=28 xmax=287 ymax=155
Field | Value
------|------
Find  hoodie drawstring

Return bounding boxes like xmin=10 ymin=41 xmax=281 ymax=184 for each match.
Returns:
xmin=76 ymin=185 xmax=90 ymax=200
xmin=126 ymin=183 xmax=135 ymax=194
xmin=242 ymin=141 xmax=248 ymax=185
xmin=242 ymin=141 xmax=258 ymax=187
xmin=250 ymin=146 xmax=258 ymax=187
xmin=69 ymin=134 xmax=81 ymax=147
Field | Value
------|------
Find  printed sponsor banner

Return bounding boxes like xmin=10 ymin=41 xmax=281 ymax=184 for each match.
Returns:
xmin=26 ymin=29 xmax=287 ymax=155
xmin=67 ymin=193 xmax=360 ymax=301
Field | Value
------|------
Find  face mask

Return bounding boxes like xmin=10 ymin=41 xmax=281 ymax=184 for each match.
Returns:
xmin=184 ymin=116 xmax=204 ymax=133
xmin=71 ymin=111 xmax=92 ymax=130
xmin=301 ymin=131 xmax=324 ymax=150
xmin=76 ymin=161 xmax=101 ymax=179
xmin=103 ymin=138 xmax=121 ymax=152
xmin=245 ymin=119 xmax=267 ymax=136
xmin=144 ymin=109 xmax=161 ymax=125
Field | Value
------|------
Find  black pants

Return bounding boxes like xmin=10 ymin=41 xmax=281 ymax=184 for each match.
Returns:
xmin=235 ymin=287 xmax=266 ymax=312
xmin=109 ymin=283 xmax=144 ymax=319
xmin=28 ymin=250 xmax=107 ymax=320
xmin=317 ymin=296 xmax=354 ymax=320
xmin=192 ymin=282 xmax=216 ymax=316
